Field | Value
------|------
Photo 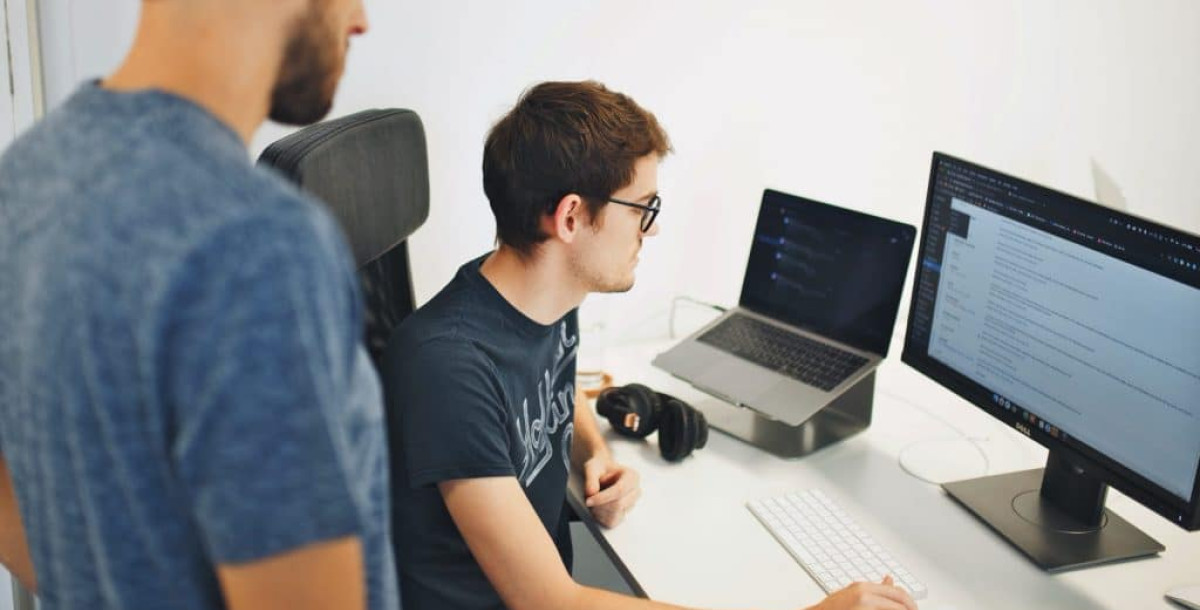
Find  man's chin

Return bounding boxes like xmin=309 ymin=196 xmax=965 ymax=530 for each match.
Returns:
xmin=268 ymin=101 xmax=333 ymax=126
xmin=268 ymin=54 xmax=343 ymax=125
xmin=595 ymin=276 xmax=636 ymax=294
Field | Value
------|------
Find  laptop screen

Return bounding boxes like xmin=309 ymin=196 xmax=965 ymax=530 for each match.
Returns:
xmin=739 ymin=189 xmax=916 ymax=356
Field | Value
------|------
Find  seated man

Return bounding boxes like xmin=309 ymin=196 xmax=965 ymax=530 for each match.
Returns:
xmin=384 ymin=80 xmax=917 ymax=610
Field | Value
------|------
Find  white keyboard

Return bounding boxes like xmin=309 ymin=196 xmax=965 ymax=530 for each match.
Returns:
xmin=747 ymin=489 xmax=928 ymax=600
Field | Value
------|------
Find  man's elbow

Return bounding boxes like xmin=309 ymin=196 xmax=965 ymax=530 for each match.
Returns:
xmin=0 ymin=552 xmax=38 ymax=594
xmin=0 ymin=461 xmax=38 ymax=594
xmin=13 ymin=571 xmax=37 ymax=596
xmin=509 ymin=576 xmax=586 ymax=610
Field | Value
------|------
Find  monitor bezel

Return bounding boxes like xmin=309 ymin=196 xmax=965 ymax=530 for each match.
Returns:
xmin=901 ymin=152 xmax=1200 ymax=532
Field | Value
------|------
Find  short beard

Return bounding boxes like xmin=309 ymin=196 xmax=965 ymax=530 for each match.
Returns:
xmin=268 ymin=1 xmax=342 ymax=125
xmin=570 ymin=251 xmax=636 ymax=295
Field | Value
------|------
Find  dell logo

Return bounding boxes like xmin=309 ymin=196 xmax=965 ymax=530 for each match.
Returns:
xmin=1015 ymin=423 xmax=1032 ymax=437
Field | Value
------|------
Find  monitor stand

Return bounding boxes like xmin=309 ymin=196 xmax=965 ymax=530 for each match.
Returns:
xmin=943 ymin=450 xmax=1164 ymax=572
xmin=689 ymin=371 xmax=874 ymax=458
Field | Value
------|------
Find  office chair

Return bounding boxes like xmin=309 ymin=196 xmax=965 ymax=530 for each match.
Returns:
xmin=260 ymin=110 xmax=433 ymax=600
xmin=257 ymin=109 xmax=430 ymax=367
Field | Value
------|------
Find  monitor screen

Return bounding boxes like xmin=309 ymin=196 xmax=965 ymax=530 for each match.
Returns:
xmin=740 ymin=189 xmax=916 ymax=356
xmin=903 ymin=153 xmax=1200 ymax=537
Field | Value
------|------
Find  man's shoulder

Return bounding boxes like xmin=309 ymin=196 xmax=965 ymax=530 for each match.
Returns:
xmin=385 ymin=271 xmax=507 ymax=377
xmin=393 ymin=264 xmax=491 ymax=339
xmin=106 ymin=155 xmax=348 ymax=293
xmin=0 ymin=95 xmax=354 ymax=326
xmin=388 ymin=300 xmax=477 ymax=361
xmin=0 ymin=88 xmax=337 ymax=255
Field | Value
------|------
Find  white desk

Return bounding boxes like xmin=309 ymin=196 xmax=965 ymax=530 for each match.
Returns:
xmin=573 ymin=340 xmax=1200 ymax=610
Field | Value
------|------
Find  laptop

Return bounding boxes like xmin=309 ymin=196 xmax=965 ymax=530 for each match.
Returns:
xmin=652 ymin=189 xmax=916 ymax=426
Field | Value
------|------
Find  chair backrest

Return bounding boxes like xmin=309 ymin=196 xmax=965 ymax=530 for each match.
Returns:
xmin=258 ymin=109 xmax=429 ymax=367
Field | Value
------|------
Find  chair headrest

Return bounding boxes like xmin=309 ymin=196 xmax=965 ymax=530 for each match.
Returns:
xmin=258 ymin=109 xmax=429 ymax=267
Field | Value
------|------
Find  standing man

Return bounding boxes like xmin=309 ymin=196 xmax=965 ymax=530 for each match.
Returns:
xmin=384 ymin=80 xmax=917 ymax=610
xmin=0 ymin=1 xmax=395 ymax=609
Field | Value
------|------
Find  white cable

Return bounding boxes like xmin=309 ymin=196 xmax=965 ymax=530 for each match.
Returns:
xmin=897 ymin=438 xmax=992 ymax=485
xmin=668 ymin=295 xmax=725 ymax=339
xmin=879 ymin=388 xmax=994 ymax=486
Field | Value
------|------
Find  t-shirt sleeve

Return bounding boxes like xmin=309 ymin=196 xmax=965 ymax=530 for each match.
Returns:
xmin=163 ymin=208 xmax=366 ymax=564
xmin=383 ymin=336 xmax=515 ymax=488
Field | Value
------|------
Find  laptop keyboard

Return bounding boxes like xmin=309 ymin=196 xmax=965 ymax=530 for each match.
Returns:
xmin=697 ymin=314 xmax=868 ymax=391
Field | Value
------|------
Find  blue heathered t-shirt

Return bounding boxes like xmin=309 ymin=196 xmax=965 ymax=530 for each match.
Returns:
xmin=0 ymin=84 xmax=397 ymax=609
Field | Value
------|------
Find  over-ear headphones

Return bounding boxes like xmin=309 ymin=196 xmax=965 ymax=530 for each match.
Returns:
xmin=596 ymin=383 xmax=709 ymax=462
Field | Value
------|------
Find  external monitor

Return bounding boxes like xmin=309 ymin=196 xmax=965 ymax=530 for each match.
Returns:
xmin=902 ymin=152 xmax=1200 ymax=571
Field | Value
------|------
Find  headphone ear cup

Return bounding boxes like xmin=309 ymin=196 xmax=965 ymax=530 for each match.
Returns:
xmin=656 ymin=394 xmax=709 ymax=462
xmin=596 ymin=384 xmax=661 ymax=438
xmin=692 ymin=406 xmax=709 ymax=450
xmin=657 ymin=400 xmax=687 ymax=462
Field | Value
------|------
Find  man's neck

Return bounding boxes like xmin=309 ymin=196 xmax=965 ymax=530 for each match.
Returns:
xmin=102 ymin=4 xmax=287 ymax=145
xmin=479 ymin=246 xmax=588 ymax=326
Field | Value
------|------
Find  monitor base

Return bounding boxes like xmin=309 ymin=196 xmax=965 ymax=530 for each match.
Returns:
xmin=943 ymin=468 xmax=1164 ymax=572
xmin=689 ymin=371 xmax=874 ymax=458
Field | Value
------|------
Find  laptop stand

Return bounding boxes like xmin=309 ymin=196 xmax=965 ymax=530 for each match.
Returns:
xmin=690 ymin=372 xmax=874 ymax=458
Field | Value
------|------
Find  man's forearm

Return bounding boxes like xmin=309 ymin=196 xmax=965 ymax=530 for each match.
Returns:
xmin=217 ymin=537 xmax=364 ymax=610
xmin=571 ymin=582 xmax=699 ymax=610
xmin=0 ymin=458 xmax=37 ymax=592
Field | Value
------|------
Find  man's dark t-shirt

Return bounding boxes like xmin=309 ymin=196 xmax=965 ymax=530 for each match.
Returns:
xmin=384 ymin=254 xmax=579 ymax=609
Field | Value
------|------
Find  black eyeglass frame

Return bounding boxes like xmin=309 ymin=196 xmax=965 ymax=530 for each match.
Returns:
xmin=605 ymin=194 xmax=662 ymax=232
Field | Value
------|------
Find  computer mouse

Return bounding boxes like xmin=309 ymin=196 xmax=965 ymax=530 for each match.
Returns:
xmin=1166 ymin=585 xmax=1200 ymax=610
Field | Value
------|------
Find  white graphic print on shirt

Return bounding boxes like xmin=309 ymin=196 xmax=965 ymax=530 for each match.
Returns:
xmin=515 ymin=322 xmax=578 ymax=487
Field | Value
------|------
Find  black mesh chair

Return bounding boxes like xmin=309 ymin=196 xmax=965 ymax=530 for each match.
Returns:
xmin=258 ymin=109 xmax=429 ymax=367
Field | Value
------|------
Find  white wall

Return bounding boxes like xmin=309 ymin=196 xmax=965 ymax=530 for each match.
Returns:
xmin=2 ymin=4 xmax=16 ymax=151
xmin=36 ymin=0 xmax=137 ymax=110
xmin=3 ymin=0 xmax=44 ymax=149
xmin=34 ymin=0 xmax=1200 ymax=341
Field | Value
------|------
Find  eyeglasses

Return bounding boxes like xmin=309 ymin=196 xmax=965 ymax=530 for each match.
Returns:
xmin=606 ymin=194 xmax=662 ymax=232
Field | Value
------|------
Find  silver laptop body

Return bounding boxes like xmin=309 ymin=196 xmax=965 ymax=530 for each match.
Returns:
xmin=653 ymin=189 xmax=916 ymax=427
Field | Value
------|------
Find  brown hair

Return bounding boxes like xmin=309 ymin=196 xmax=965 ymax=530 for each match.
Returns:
xmin=482 ymin=80 xmax=672 ymax=256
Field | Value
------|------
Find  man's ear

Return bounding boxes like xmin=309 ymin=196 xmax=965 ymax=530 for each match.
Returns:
xmin=545 ymin=193 xmax=588 ymax=244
